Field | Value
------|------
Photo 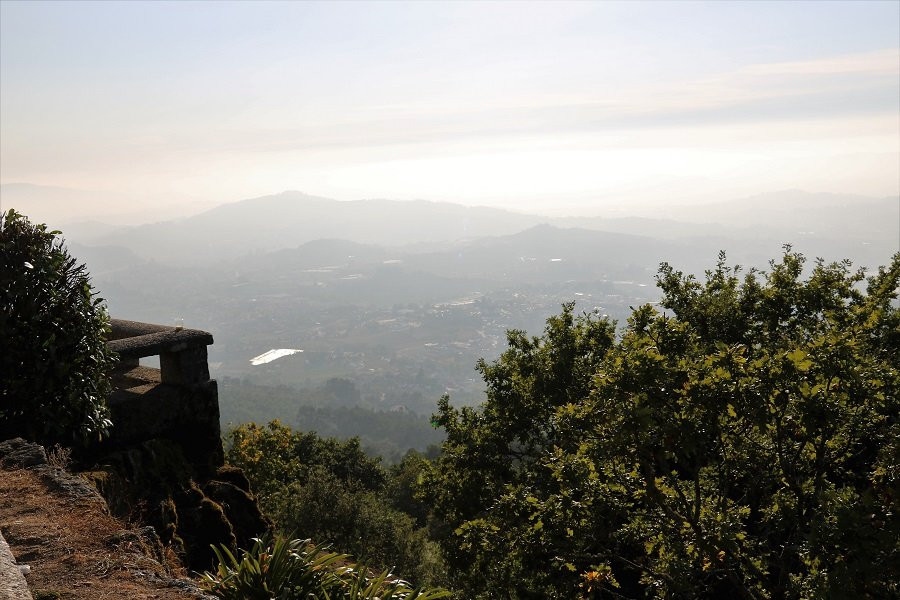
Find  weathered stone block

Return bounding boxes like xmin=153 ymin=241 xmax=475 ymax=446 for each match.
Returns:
xmin=160 ymin=345 xmax=210 ymax=386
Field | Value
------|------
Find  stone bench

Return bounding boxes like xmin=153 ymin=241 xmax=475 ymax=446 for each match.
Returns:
xmin=103 ymin=319 xmax=223 ymax=470
xmin=108 ymin=319 xmax=214 ymax=386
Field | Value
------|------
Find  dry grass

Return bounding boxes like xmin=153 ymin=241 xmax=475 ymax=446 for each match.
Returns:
xmin=45 ymin=445 xmax=72 ymax=470
xmin=0 ymin=468 xmax=203 ymax=600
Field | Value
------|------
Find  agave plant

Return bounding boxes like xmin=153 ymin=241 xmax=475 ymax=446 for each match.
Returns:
xmin=202 ymin=536 xmax=450 ymax=600
xmin=201 ymin=536 xmax=346 ymax=599
xmin=336 ymin=565 xmax=451 ymax=600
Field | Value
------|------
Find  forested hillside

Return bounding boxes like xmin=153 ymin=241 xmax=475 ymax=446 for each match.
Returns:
xmin=225 ymin=249 xmax=900 ymax=598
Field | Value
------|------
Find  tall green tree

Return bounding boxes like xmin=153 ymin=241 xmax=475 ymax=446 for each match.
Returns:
xmin=1 ymin=210 xmax=116 ymax=445
xmin=424 ymin=250 xmax=900 ymax=599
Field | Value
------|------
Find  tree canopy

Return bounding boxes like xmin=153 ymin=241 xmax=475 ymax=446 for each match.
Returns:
xmin=424 ymin=250 xmax=900 ymax=599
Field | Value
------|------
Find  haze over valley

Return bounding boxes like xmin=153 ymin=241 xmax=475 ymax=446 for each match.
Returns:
xmin=7 ymin=186 xmax=895 ymax=458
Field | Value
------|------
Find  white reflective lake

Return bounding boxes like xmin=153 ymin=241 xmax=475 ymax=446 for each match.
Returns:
xmin=250 ymin=348 xmax=303 ymax=366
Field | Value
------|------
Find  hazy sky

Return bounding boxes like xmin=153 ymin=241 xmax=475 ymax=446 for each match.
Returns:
xmin=1 ymin=0 xmax=898 ymax=216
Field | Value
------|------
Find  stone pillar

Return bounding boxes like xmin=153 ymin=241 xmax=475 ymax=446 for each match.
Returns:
xmin=160 ymin=345 xmax=210 ymax=386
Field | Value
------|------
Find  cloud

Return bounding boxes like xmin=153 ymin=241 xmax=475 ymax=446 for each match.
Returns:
xmin=2 ymin=38 xmax=897 ymax=207
xmin=197 ymin=48 xmax=900 ymax=156
xmin=740 ymin=48 xmax=899 ymax=76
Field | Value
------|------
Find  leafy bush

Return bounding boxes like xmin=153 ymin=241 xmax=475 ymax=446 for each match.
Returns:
xmin=202 ymin=535 xmax=450 ymax=600
xmin=0 ymin=209 xmax=116 ymax=445
xmin=425 ymin=250 xmax=900 ymax=598
xmin=225 ymin=421 xmax=447 ymax=587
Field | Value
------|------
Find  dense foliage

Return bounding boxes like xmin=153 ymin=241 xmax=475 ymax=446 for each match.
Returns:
xmin=202 ymin=535 xmax=449 ymax=600
xmin=0 ymin=209 xmax=116 ymax=445
xmin=424 ymin=250 xmax=900 ymax=599
xmin=225 ymin=421 xmax=446 ymax=587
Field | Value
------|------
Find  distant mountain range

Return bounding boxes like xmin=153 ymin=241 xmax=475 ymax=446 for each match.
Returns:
xmin=90 ymin=192 xmax=545 ymax=263
xmin=4 ymin=187 xmax=897 ymax=274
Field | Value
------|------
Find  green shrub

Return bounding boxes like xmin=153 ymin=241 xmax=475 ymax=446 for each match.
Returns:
xmin=0 ymin=209 xmax=116 ymax=445
xmin=225 ymin=421 xmax=447 ymax=586
xmin=266 ymin=474 xmax=446 ymax=587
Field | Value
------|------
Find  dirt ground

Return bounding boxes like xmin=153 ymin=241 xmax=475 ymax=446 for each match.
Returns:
xmin=0 ymin=467 xmax=210 ymax=600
